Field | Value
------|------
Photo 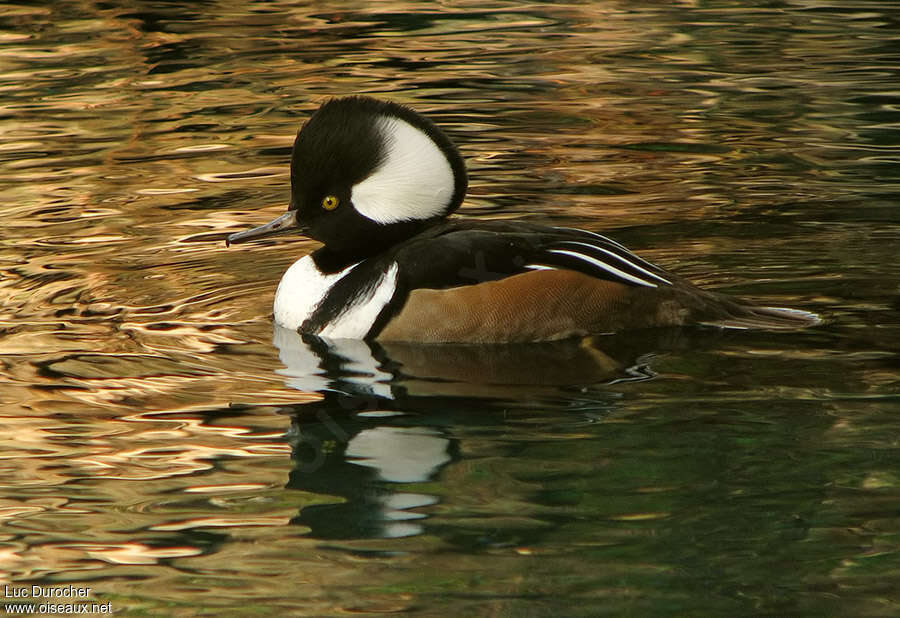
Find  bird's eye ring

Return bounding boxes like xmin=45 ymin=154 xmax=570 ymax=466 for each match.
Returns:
xmin=321 ymin=195 xmax=339 ymax=210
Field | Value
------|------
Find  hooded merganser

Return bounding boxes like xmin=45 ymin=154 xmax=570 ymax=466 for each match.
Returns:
xmin=227 ymin=96 xmax=820 ymax=343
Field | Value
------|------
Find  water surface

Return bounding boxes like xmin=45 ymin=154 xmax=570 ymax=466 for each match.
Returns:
xmin=1 ymin=1 xmax=899 ymax=616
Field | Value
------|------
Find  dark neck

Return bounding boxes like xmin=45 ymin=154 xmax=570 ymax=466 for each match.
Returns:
xmin=310 ymin=218 xmax=442 ymax=273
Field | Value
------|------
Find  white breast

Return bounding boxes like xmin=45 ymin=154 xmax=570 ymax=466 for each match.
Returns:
xmin=273 ymin=256 xmax=399 ymax=339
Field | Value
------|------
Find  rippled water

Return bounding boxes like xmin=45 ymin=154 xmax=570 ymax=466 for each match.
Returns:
xmin=1 ymin=1 xmax=899 ymax=615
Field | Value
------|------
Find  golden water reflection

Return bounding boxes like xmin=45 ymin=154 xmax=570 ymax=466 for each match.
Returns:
xmin=0 ymin=0 xmax=898 ymax=615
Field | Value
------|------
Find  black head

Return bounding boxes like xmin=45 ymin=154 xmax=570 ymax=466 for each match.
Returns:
xmin=227 ymin=96 xmax=467 ymax=258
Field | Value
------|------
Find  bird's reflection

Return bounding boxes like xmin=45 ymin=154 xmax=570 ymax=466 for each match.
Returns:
xmin=286 ymin=411 xmax=451 ymax=539
xmin=274 ymin=325 xmax=655 ymax=401
xmin=274 ymin=325 xmax=684 ymax=542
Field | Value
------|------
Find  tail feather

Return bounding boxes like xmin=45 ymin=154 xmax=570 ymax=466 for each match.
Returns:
xmin=703 ymin=305 xmax=822 ymax=330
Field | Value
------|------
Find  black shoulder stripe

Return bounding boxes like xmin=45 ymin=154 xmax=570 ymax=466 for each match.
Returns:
xmin=302 ymin=261 xmax=389 ymax=334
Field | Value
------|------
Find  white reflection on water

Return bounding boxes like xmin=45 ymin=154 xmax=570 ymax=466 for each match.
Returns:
xmin=347 ymin=426 xmax=452 ymax=484
xmin=346 ymin=427 xmax=447 ymax=537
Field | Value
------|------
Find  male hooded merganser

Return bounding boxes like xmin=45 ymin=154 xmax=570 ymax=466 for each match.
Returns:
xmin=227 ymin=96 xmax=820 ymax=343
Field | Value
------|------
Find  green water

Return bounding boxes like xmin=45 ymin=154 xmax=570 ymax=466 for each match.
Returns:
xmin=1 ymin=1 xmax=898 ymax=616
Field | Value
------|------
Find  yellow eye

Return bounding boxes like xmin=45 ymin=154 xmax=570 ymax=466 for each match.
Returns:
xmin=321 ymin=195 xmax=339 ymax=210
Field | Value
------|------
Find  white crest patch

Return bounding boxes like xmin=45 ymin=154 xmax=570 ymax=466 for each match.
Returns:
xmin=273 ymin=256 xmax=358 ymax=331
xmin=351 ymin=115 xmax=455 ymax=224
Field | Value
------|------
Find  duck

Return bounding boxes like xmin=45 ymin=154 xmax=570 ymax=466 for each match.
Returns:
xmin=226 ymin=95 xmax=820 ymax=343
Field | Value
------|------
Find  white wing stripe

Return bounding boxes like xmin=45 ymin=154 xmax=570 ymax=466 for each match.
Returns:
xmin=552 ymin=226 xmax=663 ymax=272
xmin=553 ymin=226 xmax=632 ymax=252
xmin=556 ymin=241 xmax=671 ymax=285
xmin=547 ymin=249 xmax=659 ymax=288
xmin=524 ymin=264 xmax=557 ymax=271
